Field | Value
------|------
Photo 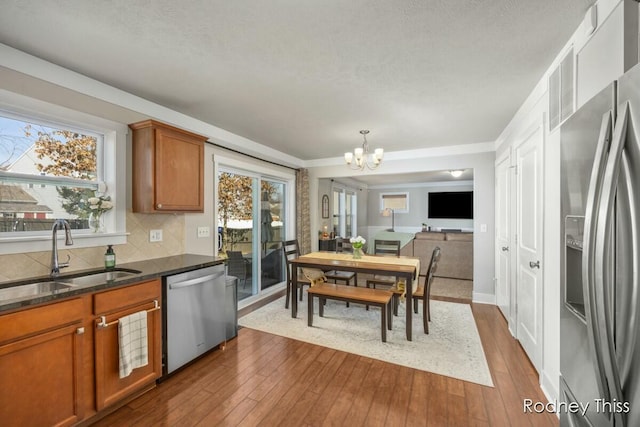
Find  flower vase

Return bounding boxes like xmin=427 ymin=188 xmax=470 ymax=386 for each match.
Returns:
xmin=353 ymin=246 xmax=363 ymax=259
xmin=89 ymin=212 xmax=104 ymax=233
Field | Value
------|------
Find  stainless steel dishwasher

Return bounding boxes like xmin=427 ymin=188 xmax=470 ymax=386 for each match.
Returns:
xmin=163 ymin=264 xmax=229 ymax=375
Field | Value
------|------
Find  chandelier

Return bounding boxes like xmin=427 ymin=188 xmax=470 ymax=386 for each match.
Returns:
xmin=344 ymin=130 xmax=384 ymax=170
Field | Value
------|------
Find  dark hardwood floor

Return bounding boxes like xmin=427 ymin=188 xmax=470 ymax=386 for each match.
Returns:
xmin=93 ymin=302 xmax=558 ymax=426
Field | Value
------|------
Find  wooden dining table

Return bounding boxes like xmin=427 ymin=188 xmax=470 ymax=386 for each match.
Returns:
xmin=289 ymin=252 xmax=420 ymax=341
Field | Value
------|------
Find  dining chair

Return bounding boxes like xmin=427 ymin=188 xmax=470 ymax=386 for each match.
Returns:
xmin=282 ymin=239 xmax=312 ymax=309
xmin=365 ymin=239 xmax=401 ymax=311
xmin=324 ymin=237 xmax=358 ymax=286
xmin=412 ymin=246 xmax=441 ymax=334
xmin=226 ymin=251 xmax=250 ymax=288
xmin=366 ymin=239 xmax=401 ymax=290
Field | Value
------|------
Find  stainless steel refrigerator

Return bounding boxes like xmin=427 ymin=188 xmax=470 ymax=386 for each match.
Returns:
xmin=560 ymin=62 xmax=640 ymax=426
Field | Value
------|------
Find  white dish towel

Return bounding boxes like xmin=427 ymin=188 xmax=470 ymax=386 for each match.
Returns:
xmin=118 ymin=310 xmax=149 ymax=379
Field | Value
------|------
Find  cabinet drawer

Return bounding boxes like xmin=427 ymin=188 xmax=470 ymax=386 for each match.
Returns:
xmin=0 ymin=297 xmax=84 ymax=344
xmin=93 ymin=279 xmax=161 ymax=315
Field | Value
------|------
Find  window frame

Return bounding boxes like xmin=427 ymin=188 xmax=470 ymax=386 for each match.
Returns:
xmin=380 ymin=192 xmax=409 ymax=213
xmin=214 ymin=152 xmax=296 ymax=310
xmin=331 ymin=183 xmax=357 ymax=238
xmin=0 ymin=90 xmax=127 ymax=254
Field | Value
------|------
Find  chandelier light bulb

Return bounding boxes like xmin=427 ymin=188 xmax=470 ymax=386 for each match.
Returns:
xmin=344 ymin=152 xmax=353 ymax=164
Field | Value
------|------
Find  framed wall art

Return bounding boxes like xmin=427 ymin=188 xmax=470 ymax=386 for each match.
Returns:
xmin=322 ymin=194 xmax=329 ymax=218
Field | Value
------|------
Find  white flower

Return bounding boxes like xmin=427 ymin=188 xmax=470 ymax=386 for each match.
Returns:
xmin=86 ymin=194 xmax=114 ymax=215
xmin=350 ymin=236 xmax=366 ymax=248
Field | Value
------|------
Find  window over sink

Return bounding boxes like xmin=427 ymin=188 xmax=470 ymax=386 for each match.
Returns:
xmin=0 ymin=91 xmax=127 ymax=253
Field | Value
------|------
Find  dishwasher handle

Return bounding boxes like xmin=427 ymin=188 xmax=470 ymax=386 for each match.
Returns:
xmin=169 ymin=272 xmax=224 ymax=290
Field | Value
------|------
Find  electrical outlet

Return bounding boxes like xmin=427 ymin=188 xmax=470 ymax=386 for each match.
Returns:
xmin=149 ymin=229 xmax=163 ymax=242
xmin=197 ymin=226 xmax=210 ymax=238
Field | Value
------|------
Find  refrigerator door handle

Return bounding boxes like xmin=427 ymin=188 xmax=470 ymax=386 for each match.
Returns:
xmin=595 ymin=101 xmax=630 ymax=424
xmin=582 ymin=110 xmax=614 ymax=404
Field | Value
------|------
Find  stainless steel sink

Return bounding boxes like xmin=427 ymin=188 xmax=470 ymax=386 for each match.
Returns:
xmin=0 ymin=281 xmax=74 ymax=301
xmin=62 ymin=269 xmax=141 ymax=286
xmin=0 ymin=269 xmax=142 ymax=303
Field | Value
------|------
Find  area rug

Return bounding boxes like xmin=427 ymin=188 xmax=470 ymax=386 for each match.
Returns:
xmin=238 ymin=296 xmax=493 ymax=387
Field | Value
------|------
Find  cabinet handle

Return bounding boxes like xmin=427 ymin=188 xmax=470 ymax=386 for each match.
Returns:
xmin=157 ymin=203 xmax=163 ymax=209
xmin=77 ymin=327 xmax=85 ymax=335
xmin=529 ymin=260 xmax=540 ymax=269
xmin=501 ymin=246 xmax=509 ymax=252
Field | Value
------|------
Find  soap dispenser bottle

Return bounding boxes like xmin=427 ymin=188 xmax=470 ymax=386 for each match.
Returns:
xmin=105 ymin=245 xmax=116 ymax=270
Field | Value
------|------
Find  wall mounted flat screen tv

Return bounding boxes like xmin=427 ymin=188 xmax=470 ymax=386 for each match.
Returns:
xmin=428 ymin=191 xmax=473 ymax=219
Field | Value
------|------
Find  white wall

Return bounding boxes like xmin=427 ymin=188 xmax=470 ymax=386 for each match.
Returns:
xmin=308 ymin=149 xmax=496 ymax=303
xmin=366 ymin=183 xmax=474 ymax=232
xmin=493 ymin=0 xmax=636 ymax=402
xmin=188 ymin=146 xmax=297 ymax=255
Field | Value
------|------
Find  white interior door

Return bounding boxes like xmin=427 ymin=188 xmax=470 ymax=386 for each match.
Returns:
xmin=515 ymin=122 xmax=544 ymax=371
xmin=495 ymin=151 xmax=512 ymax=322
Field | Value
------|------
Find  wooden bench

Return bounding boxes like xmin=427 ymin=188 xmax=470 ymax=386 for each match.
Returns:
xmin=307 ymin=283 xmax=393 ymax=342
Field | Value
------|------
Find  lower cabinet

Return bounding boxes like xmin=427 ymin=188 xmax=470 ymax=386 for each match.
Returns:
xmin=0 ymin=298 xmax=85 ymax=427
xmin=93 ymin=279 xmax=162 ymax=410
xmin=0 ymin=278 xmax=163 ymax=425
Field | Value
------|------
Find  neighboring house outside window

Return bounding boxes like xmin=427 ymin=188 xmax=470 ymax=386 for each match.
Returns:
xmin=0 ymin=114 xmax=101 ymax=232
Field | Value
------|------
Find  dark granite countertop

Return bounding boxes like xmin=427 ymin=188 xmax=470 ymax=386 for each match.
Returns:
xmin=0 ymin=254 xmax=225 ymax=313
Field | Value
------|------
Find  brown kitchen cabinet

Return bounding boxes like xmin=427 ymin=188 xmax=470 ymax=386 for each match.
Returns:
xmin=93 ymin=278 xmax=162 ymax=410
xmin=0 ymin=297 xmax=85 ymax=427
xmin=129 ymin=120 xmax=206 ymax=213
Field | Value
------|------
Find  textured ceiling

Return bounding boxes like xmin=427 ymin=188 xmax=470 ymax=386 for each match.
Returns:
xmin=0 ymin=0 xmax=594 ymax=162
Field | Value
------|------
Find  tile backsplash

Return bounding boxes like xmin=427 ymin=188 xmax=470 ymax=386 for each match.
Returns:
xmin=0 ymin=212 xmax=184 ymax=283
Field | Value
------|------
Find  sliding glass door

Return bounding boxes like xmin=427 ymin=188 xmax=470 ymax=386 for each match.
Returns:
xmin=217 ymin=169 xmax=286 ymax=301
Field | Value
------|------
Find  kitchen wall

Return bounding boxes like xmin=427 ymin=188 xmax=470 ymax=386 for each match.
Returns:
xmin=0 ymin=46 xmax=300 ymax=282
xmin=0 ymin=212 xmax=184 ymax=283
xmin=183 ymin=144 xmax=298 ymax=258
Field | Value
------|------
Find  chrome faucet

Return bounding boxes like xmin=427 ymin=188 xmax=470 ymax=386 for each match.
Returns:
xmin=51 ymin=219 xmax=73 ymax=277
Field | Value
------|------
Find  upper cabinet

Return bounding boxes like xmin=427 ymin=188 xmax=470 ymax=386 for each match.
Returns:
xmin=129 ymin=120 xmax=206 ymax=213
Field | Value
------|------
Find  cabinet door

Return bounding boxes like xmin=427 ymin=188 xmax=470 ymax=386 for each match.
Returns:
xmin=93 ymin=280 xmax=162 ymax=410
xmin=155 ymin=126 xmax=204 ymax=212
xmin=0 ymin=298 xmax=84 ymax=427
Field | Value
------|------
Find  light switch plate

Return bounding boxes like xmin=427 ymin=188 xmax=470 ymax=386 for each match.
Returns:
xmin=480 ymin=224 xmax=487 ymax=233
xmin=197 ymin=226 xmax=210 ymax=238
xmin=149 ymin=229 xmax=163 ymax=242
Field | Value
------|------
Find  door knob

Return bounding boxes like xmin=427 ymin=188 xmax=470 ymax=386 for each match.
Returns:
xmin=529 ymin=261 xmax=540 ymax=269
xmin=501 ymin=246 xmax=509 ymax=252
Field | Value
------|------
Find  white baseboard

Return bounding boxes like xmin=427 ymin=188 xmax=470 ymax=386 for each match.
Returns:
xmin=540 ymin=370 xmax=559 ymax=403
xmin=472 ymin=292 xmax=496 ymax=305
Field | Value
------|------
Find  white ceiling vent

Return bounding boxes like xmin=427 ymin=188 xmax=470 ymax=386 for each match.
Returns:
xmin=549 ymin=48 xmax=575 ymax=131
